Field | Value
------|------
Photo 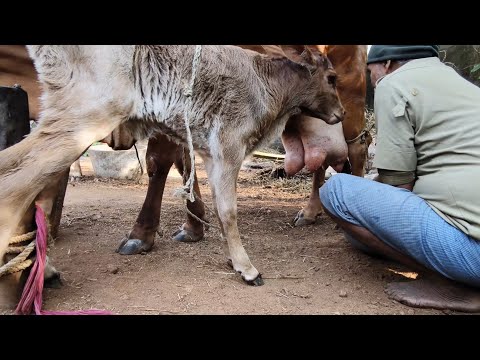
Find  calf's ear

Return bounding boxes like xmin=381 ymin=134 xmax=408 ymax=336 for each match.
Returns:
xmin=279 ymin=45 xmax=326 ymax=71
xmin=236 ymin=45 xmax=287 ymax=58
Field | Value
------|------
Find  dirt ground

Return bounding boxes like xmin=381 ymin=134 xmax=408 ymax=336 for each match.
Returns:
xmin=3 ymin=158 xmax=451 ymax=315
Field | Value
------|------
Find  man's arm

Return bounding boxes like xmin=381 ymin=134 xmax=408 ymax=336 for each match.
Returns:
xmin=371 ymin=81 xmax=417 ymax=192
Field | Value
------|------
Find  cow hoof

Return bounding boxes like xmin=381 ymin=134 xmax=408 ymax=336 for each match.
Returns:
xmin=172 ymin=228 xmax=203 ymax=243
xmin=44 ymin=257 xmax=62 ymax=288
xmin=116 ymin=238 xmax=152 ymax=255
xmin=293 ymin=211 xmax=316 ymax=227
xmin=226 ymin=259 xmax=233 ymax=268
xmin=244 ymin=274 xmax=264 ymax=286
xmin=44 ymin=272 xmax=63 ymax=289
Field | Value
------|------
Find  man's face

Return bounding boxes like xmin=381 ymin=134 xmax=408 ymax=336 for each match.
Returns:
xmin=367 ymin=63 xmax=388 ymax=89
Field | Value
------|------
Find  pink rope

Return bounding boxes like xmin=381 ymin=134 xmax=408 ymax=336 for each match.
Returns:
xmin=15 ymin=204 xmax=112 ymax=315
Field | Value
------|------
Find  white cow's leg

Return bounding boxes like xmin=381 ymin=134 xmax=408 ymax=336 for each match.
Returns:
xmin=70 ymin=159 xmax=83 ymax=179
xmin=0 ymin=113 xmax=124 ymax=262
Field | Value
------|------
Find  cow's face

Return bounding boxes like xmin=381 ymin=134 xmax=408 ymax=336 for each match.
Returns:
xmin=291 ymin=47 xmax=345 ymax=125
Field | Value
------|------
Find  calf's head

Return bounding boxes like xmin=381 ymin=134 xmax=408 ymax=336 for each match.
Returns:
xmin=280 ymin=45 xmax=346 ymax=125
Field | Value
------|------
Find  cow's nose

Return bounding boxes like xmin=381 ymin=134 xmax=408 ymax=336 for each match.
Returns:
xmin=334 ymin=112 xmax=345 ymax=122
xmin=328 ymin=112 xmax=343 ymax=124
xmin=338 ymin=109 xmax=347 ymax=121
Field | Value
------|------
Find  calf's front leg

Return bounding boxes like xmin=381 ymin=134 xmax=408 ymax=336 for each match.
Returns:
xmin=203 ymin=156 xmax=263 ymax=286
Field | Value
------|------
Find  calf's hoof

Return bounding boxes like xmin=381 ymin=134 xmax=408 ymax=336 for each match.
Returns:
xmin=172 ymin=226 xmax=204 ymax=243
xmin=293 ymin=210 xmax=317 ymax=227
xmin=244 ymin=273 xmax=264 ymax=286
xmin=116 ymin=237 xmax=152 ymax=255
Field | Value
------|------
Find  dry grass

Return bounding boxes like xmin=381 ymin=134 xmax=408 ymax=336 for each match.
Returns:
xmin=365 ymin=108 xmax=376 ymax=137
xmin=239 ymin=157 xmax=313 ymax=195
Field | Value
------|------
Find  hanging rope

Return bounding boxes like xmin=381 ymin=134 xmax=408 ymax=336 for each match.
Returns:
xmin=13 ymin=204 xmax=111 ymax=315
xmin=133 ymin=143 xmax=144 ymax=176
xmin=173 ymin=45 xmax=203 ymax=203
xmin=180 ymin=190 xmax=220 ymax=231
xmin=346 ymin=122 xmax=374 ymax=145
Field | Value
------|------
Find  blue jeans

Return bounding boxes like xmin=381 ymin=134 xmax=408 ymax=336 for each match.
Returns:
xmin=320 ymin=174 xmax=480 ymax=287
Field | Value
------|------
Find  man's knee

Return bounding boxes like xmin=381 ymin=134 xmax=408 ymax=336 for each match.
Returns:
xmin=319 ymin=173 xmax=351 ymax=210
xmin=344 ymin=231 xmax=378 ymax=256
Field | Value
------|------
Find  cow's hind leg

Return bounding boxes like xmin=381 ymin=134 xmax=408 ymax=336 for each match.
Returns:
xmin=34 ymin=168 xmax=71 ymax=288
xmin=0 ymin=112 xmax=123 ymax=262
xmin=171 ymin=146 xmax=207 ymax=242
xmin=117 ymin=134 xmax=178 ymax=255
xmin=294 ymin=167 xmax=326 ymax=226
xmin=70 ymin=159 xmax=83 ymax=179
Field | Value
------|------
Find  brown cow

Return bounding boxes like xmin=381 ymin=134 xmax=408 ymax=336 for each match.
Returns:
xmin=0 ymin=45 xmax=344 ymax=286
xmin=118 ymin=45 xmax=369 ymax=256
xmin=293 ymin=45 xmax=371 ymax=226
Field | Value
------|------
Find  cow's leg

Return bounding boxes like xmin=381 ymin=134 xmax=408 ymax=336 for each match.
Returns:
xmin=294 ymin=167 xmax=326 ymax=226
xmin=70 ymin=159 xmax=82 ymax=178
xmin=347 ymin=134 xmax=372 ymax=178
xmin=200 ymin=175 xmax=231 ymax=262
xmin=0 ymin=113 xmax=123 ymax=262
xmin=117 ymin=134 xmax=178 ymax=255
xmin=203 ymin=156 xmax=263 ymax=286
xmin=171 ymin=147 xmax=207 ymax=242
xmin=34 ymin=168 xmax=71 ymax=288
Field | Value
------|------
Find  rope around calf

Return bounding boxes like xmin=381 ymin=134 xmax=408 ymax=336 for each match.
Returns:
xmin=172 ymin=45 xmax=221 ymax=231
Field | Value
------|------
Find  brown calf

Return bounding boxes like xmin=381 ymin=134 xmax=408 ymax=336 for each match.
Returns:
xmin=293 ymin=45 xmax=371 ymax=226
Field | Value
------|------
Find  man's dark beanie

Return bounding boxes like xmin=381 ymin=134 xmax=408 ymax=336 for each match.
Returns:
xmin=367 ymin=45 xmax=439 ymax=64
